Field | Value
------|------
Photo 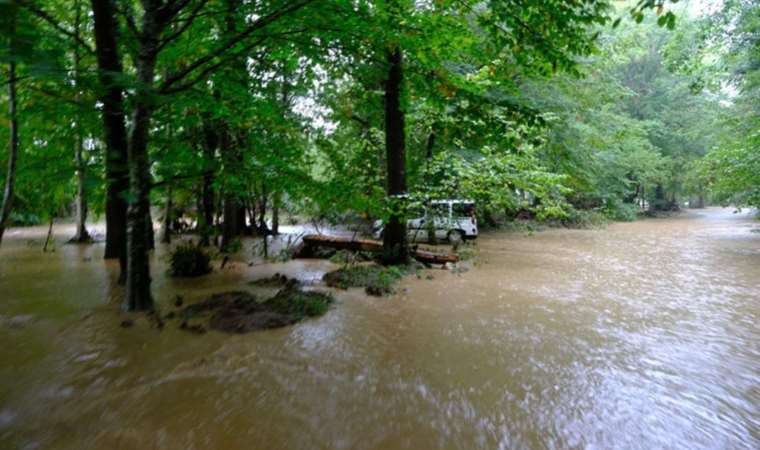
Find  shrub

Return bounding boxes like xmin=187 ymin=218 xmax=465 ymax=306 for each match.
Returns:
xmin=601 ymin=199 xmax=639 ymax=222
xmin=564 ymin=208 xmax=609 ymax=228
xmin=169 ymin=242 xmax=212 ymax=277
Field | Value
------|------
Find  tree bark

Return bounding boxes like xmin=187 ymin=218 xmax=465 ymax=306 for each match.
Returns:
xmin=0 ymin=54 xmax=19 ymax=246
xmin=257 ymin=187 xmax=269 ymax=235
xmin=199 ymin=119 xmax=217 ymax=246
xmin=425 ymin=130 xmax=438 ymax=245
xmin=271 ymin=191 xmax=281 ymax=236
xmin=381 ymin=45 xmax=409 ymax=265
xmin=71 ymin=0 xmax=91 ymax=243
xmin=91 ymin=0 xmax=128 ymax=278
xmin=160 ymin=182 xmax=172 ymax=244
xmin=43 ymin=216 xmax=54 ymax=252
xmin=124 ymin=3 xmax=161 ymax=311
xmin=218 ymin=2 xmax=248 ymax=249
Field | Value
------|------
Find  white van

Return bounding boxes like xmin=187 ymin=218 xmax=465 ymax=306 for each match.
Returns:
xmin=373 ymin=200 xmax=478 ymax=243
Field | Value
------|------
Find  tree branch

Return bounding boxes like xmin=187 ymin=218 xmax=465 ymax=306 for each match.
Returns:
xmin=159 ymin=0 xmax=316 ymax=92
xmin=157 ymin=0 xmax=210 ymax=51
xmin=18 ymin=0 xmax=95 ymax=55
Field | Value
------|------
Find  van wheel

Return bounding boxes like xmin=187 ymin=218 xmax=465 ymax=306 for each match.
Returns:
xmin=447 ymin=230 xmax=464 ymax=244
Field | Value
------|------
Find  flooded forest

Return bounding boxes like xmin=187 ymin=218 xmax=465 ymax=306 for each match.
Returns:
xmin=1 ymin=1 xmax=759 ymax=449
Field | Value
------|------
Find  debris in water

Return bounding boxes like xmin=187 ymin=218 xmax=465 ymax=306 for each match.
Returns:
xmin=180 ymin=320 xmax=206 ymax=334
xmin=248 ymin=273 xmax=300 ymax=288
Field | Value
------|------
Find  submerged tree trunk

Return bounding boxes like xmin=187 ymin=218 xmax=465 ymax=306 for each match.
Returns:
xmin=0 ymin=55 xmax=19 ymax=246
xmin=91 ymin=0 xmax=128 ymax=279
xmin=71 ymin=1 xmax=91 ymax=243
xmin=381 ymin=45 xmax=409 ymax=265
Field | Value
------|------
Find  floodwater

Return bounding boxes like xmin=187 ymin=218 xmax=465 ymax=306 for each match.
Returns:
xmin=0 ymin=207 xmax=758 ymax=449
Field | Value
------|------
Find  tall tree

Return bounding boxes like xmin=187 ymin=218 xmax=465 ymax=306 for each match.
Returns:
xmin=90 ymin=0 xmax=129 ymax=279
xmin=70 ymin=0 xmax=91 ymax=243
xmin=120 ymin=0 xmax=317 ymax=310
xmin=0 ymin=8 xmax=19 ymax=246
xmin=381 ymin=43 xmax=409 ymax=264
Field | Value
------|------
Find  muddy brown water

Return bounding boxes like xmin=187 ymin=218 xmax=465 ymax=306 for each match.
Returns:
xmin=0 ymin=207 xmax=758 ymax=449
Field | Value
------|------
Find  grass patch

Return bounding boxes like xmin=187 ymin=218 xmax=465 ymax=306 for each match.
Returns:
xmin=174 ymin=287 xmax=334 ymax=333
xmin=323 ymin=264 xmax=416 ymax=296
xmin=265 ymin=287 xmax=334 ymax=318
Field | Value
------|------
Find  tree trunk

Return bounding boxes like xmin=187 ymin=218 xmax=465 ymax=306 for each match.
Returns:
xmin=71 ymin=0 xmax=91 ymax=243
xmin=221 ymin=196 xmax=243 ymax=251
xmin=219 ymin=125 xmax=246 ymax=249
xmin=146 ymin=207 xmax=155 ymax=250
xmin=72 ymin=136 xmax=91 ymax=242
xmin=91 ymin=0 xmax=128 ymax=279
xmin=160 ymin=183 xmax=173 ymax=244
xmin=381 ymin=45 xmax=409 ymax=265
xmin=124 ymin=6 xmax=161 ymax=311
xmin=43 ymin=216 xmax=55 ymax=252
xmin=425 ymin=130 xmax=437 ymax=245
xmin=0 ymin=55 xmax=19 ymax=246
xmin=199 ymin=121 xmax=217 ymax=246
xmin=271 ymin=192 xmax=281 ymax=235
xmin=257 ymin=188 xmax=269 ymax=235
xmin=219 ymin=4 xmax=247 ymax=248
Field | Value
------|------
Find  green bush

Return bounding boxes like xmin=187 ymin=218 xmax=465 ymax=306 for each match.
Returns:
xmin=9 ymin=211 xmax=41 ymax=226
xmin=564 ymin=208 xmax=609 ymax=228
xmin=169 ymin=242 xmax=212 ymax=277
xmin=601 ymin=199 xmax=640 ymax=222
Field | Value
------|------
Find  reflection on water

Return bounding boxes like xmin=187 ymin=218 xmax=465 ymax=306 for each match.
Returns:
xmin=0 ymin=208 xmax=758 ymax=449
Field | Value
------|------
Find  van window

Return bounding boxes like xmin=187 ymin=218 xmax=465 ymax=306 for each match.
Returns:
xmin=452 ymin=203 xmax=475 ymax=217
xmin=429 ymin=203 xmax=449 ymax=219
xmin=408 ymin=206 xmax=425 ymax=218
